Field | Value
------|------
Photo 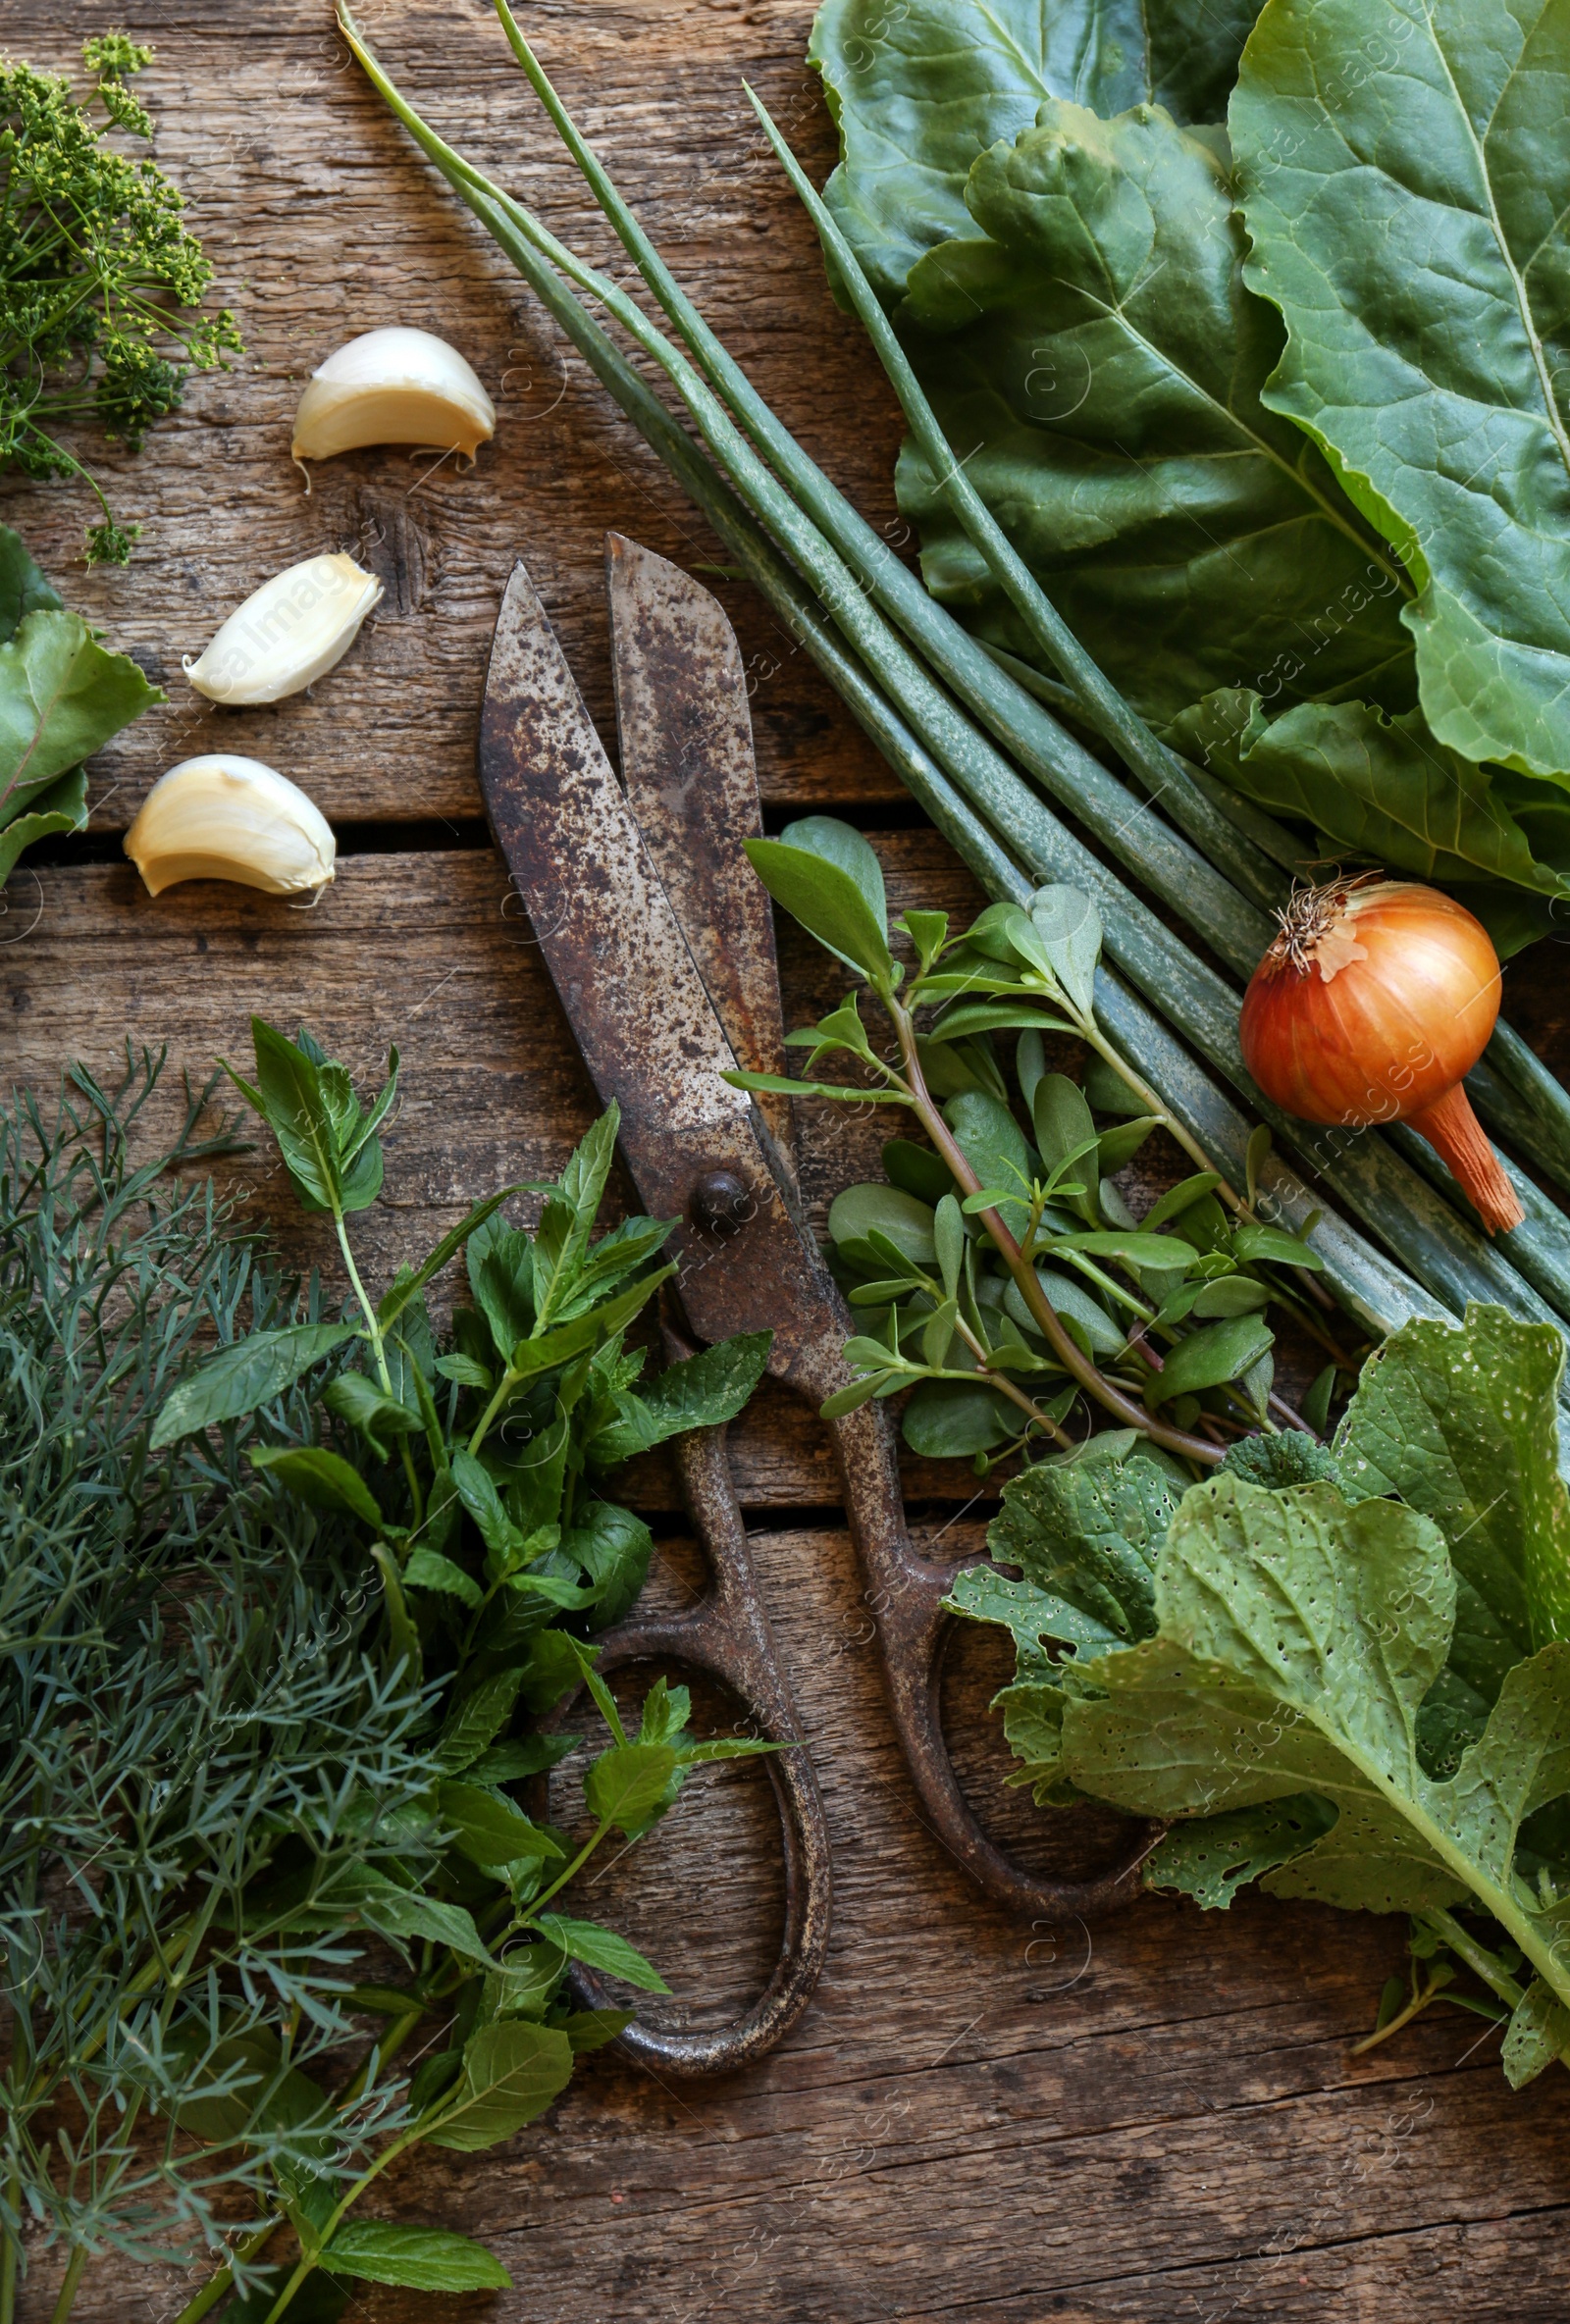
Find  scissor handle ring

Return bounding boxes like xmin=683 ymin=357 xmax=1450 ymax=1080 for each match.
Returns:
xmin=550 ymin=1424 xmax=832 ymax=2078
xmin=821 ymin=1391 xmax=1161 ymax=1922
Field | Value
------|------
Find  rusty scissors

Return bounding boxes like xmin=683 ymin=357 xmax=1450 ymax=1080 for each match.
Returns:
xmin=480 ymin=537 xmax=1148 ymax=2075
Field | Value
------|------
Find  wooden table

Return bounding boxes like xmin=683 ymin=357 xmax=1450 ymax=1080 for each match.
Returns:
xmin=8 ymin=3 xmax=1570 ymax=2315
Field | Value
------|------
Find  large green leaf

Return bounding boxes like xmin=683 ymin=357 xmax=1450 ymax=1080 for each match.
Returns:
xmin=1170 ymin=689 xmax=1570 ymax=911
xmin=1059 ymin=1475 xmax=1570 ymax=1994
xmin=893 ymin=99 xmax=1413 ymax=726
xmin=1337 ymin=1307 xmax=1570 ymax=1682
xmin=588 ymin=1330 xmax=772 ymax=1466
xmin=1231 ymin=0 xmax=1570 ymax=781
xmin=810 ymin=0 xmax=1265 ymax=305
xmin=0 ymin=607 xmax=160 ymax=832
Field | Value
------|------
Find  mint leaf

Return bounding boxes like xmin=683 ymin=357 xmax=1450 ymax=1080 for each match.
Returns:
xmin=423 ymin=2020 xmax=574 ymax=2152
xmin=151 ymin=1324 xmax=356 ymax=1447
xmin=532 ymin=1913 xmax=670 ymax=1995
xmin=323 ymin=2223 xmax=509 ymax=2293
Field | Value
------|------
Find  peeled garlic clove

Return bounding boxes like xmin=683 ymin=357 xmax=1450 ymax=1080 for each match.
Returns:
xmin=291 ymin=326 xmax=497 ymax=461
xmin=125 ymin=755 xmax=336 ymax=898
xmin=183 ymin=552 xmax=383 ymax=705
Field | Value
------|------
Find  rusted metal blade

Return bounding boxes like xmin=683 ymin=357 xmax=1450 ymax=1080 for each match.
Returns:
xmin=604 ymin=532 xmax=795 ymax=1175
xmin=478 ymin=559 xmax=836 ymax=1384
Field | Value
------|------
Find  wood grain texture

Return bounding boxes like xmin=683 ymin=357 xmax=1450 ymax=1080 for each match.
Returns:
xmin=7 ymin=0 xmax=1570 ymax=2314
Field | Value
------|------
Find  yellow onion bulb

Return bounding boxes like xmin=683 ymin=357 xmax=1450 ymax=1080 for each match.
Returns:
xmin=1239 ymin=876 xmax=1523 ymax=1235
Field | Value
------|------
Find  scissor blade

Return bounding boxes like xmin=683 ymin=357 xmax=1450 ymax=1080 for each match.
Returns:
xmin=478 ymin=560 xmax=838 ymax=1382
xmin=604 ymin=533 xmax=796 ymax=1175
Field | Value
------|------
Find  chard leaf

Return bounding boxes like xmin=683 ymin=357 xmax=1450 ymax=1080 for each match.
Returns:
xmin=1172 ymin=690 xmax=1570 ymax=908
xmin=985 ymin=1437 xmax=1185 ymax=1641
xmin=1231 ymin=0 xmax=1570 ymax=780
xmin=893 ymin=100 xmax=1412 ymax=727
xmin=1503 ymin=1979 xmax=1570 ymax=2090
xmin=1143 ymin=1795 xmax=1338 ymax=1908
xmin=0 ymin=524 xmax=62 ymax=641
xmin=423 ymin=2020 xmax=574 ymax=2151
xmin=323 ymin=2224 xmax=510 ymax=2294
xmin=810 ymin=0 xmax=1264 ymax=306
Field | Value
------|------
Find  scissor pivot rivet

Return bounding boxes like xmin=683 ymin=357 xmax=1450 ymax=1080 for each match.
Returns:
xmin=692 ymin=1168 xmax=753 ymax=1235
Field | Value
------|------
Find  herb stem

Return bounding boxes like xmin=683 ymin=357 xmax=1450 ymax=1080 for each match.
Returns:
xmin=168 ymin=2220 xmax=285 ymax=2324
xmin=887 ymin=993 xmax=1221 ymax=1465
xmin=47 ymin=2247 xmax=87 ymax=2324
xmin=334 ymin=1212 xmax=424 ymax=1525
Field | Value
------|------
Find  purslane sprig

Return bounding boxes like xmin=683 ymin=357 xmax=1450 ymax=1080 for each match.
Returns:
xmin=731 ymin=820 xmax=1351 ymax=1471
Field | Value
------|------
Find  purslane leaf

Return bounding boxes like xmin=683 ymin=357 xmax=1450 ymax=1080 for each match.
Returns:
xmin=1231 ymin=0 xmax=1570 ymax=780
xmin=744 ymin=834 xmax=894 ymax=982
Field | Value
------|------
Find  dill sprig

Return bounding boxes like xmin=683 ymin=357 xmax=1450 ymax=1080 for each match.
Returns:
xmin=1 ymin=1054 xmax=434 ymax=2314
xmin=0 ymin=37 xmax=242 ymax=563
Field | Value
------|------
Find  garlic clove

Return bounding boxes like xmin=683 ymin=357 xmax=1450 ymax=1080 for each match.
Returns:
xmin=183 ymin=552 xmax=384 ymax=704
xmin=125 ymin=755 xmax=336 ymax=898
xmin=291 ymin=326 xmax=497 ymax=461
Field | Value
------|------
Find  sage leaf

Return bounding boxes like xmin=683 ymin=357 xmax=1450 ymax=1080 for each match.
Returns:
xmin=1232 ymin=0 xmax=1570 ymax=778
xmin=323 ymin=2223 xmax=509 ymax=2294
xmin=423 ymin=2020 xmax=574 ymax=2151
xmin=151 ymin=1323 xmax=356 ymax=1447
xmin=531 ymin=1913 xmax=671 ymax=1994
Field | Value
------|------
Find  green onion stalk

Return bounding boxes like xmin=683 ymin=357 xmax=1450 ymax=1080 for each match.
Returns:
xmin=338 ymin=3 xmax=1570 ymax=1385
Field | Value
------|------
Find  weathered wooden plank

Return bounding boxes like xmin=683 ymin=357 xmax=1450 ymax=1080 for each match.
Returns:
xmin=3 ymin=0 xmax=909 ymax=828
